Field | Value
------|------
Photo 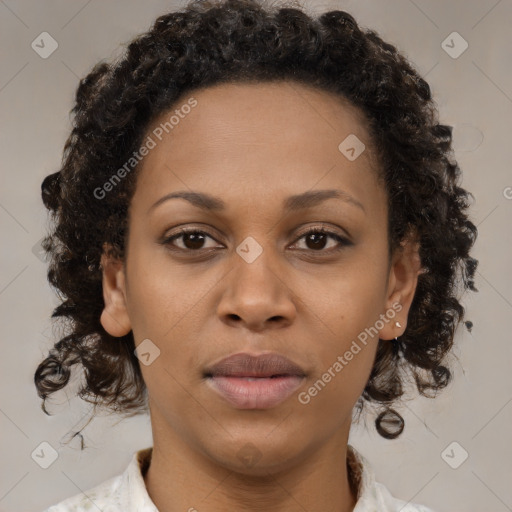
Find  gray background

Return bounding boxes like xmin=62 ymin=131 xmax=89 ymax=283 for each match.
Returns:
xmin=1 ymin=1 xmax=511 ymax=511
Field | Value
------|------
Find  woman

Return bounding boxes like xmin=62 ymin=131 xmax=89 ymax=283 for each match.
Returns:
xmin=35 ymin=0 xmax=478 ymax=510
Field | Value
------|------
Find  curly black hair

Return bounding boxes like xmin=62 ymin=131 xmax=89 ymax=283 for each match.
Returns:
xmin=34 ymin=0 xmax=478 ymax=441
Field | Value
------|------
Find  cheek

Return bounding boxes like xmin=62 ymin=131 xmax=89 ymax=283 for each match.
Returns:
xmin=307 ymin=262 xmax=388 ymax=345
xmin=298 ymin=262 xmax=386 ymax=401
xmin=125 ymin=248 xmax=209 ymax=340
xmin=299 ymin=301 xmax=379 ymax=416
xmin=124 ymin=254 xmax=215 ymax=394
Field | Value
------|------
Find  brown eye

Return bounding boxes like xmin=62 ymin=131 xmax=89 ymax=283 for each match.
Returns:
xmin=291 ymin=228 xmax=351 ymax=253
xmin=161 ymin=225 xmax=351 ymax=256
xmin=163 ymin=229 xmax=220 ymax=251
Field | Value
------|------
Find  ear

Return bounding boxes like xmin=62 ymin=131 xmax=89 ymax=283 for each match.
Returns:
xmin=99 ymin=245 xmax=132 ymax=337
xmin=379 ymin=231 xmax=423 ymax=341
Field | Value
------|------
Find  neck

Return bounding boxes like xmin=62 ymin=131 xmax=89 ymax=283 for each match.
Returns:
xmin=143 ymin=423 xmax=357 ymax=512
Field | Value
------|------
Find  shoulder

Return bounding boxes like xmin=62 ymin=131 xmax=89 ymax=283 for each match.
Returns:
xmin=348 ymin=444 xmax=437 ymax=512
xmin=41 ymin=447 xmax=155 ymax=512
xmin=373 ymin=481 xmax=437 ymax=512
xmin=42 ymin=474 xmax=123 ymax=512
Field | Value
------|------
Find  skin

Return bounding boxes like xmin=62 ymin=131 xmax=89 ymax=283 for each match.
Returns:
xmin=99 ymin=81 xmax=422 ymax=512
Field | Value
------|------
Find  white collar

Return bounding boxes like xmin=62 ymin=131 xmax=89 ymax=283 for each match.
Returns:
xmin=46 ymin=444 xmax=434 ymax=511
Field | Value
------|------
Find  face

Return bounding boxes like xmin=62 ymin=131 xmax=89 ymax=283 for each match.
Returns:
xmin=100 ymin=81 xmax=421 ymax=475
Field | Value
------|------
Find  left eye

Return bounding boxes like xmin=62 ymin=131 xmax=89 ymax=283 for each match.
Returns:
xmin=162 ymin=227 xmax=350 ymax=253
xmin=291 ymin=228 xmax=349 ymax=252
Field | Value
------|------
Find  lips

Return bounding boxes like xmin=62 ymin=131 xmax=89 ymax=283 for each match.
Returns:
xmin=204 ymin=352 xmax=307 ymax=378
xmin=204 ymin=353 xmax=306 ymax=409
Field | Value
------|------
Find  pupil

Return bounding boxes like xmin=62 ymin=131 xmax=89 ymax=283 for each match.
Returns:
xmin=185 ymin=233 xmax=204 ymax=250
xmin=181 ymin=232 xmax=328 ymax=251
xmin=307 ymin=233 xmax=326 ymax=250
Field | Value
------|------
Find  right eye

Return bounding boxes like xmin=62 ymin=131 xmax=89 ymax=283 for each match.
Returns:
xmin=161 ymin=228 xmax=223 ymax=252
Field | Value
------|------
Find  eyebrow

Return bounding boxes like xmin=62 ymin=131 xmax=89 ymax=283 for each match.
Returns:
xmin=147 ymin=189 xmax=365 ymax=214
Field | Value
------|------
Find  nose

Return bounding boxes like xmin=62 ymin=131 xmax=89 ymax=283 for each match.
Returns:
xmin=216 ymin=252 xmax=297 ymax=332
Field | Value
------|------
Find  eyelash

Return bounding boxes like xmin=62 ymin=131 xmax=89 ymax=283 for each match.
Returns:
xmin=161 ymin=226 xmax=351 ymax=256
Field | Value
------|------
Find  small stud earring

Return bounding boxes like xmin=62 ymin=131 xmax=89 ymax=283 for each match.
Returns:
xmin=394 ymin=321 xmax=402 ymax=342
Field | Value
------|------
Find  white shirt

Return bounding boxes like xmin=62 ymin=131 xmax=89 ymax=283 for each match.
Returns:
xmin=43 ymin=445 xmax=436 ymax=511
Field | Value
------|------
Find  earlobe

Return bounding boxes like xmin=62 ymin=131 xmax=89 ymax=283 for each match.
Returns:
xmin=379 ymin=234 xmax=423 ymax=341
xmin=99 ymin=250 xmax=132 ymax=337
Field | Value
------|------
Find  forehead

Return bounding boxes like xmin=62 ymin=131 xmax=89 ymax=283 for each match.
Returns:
xmin=151 ymin=80 xmax=370 ymax=149
xmin=132 ymin=80 xmax=382 ymax=216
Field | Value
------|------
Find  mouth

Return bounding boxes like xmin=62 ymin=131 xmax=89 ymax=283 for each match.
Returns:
xmin=203 ymin=352 xmax=306 ymax=409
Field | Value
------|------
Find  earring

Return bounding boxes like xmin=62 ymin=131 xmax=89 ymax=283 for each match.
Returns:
xmin=394 ymin=321 xmax=402 ymax=341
